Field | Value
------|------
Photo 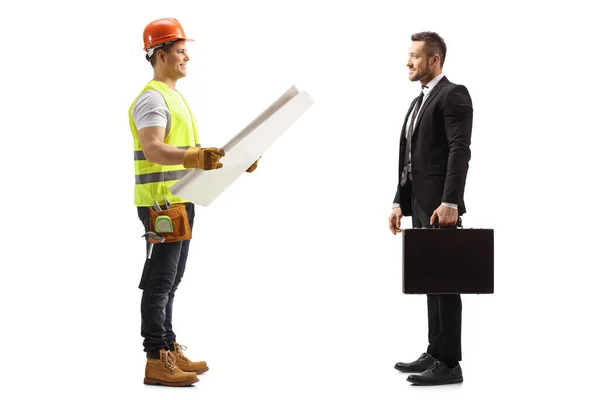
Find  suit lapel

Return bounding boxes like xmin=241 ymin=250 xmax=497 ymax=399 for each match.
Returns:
xmin=401 ymin=96 xmax=421 ymax=145
xmin=413 ymin=76 xmax=448 ymax=133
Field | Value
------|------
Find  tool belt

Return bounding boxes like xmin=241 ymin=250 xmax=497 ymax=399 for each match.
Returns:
xmin=146 ymin=201 xmax=192 ymax=244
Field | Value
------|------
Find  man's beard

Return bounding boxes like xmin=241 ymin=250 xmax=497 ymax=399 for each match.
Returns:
xmin=410 ymin=65 xmax=430 ymax=82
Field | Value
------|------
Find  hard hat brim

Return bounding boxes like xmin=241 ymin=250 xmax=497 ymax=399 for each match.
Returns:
xmin=144 ymin=38 xmax=194 ymax=52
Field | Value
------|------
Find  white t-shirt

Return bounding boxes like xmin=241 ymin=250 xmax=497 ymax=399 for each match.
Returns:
xmin=131 ymin=89 xmax=193 ymax=136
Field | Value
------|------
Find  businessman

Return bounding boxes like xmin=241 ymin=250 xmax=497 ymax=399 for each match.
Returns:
xmin=388 ymin=31 xmax=473 ymax=385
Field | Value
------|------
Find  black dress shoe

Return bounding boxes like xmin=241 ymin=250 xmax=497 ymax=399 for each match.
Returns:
xmin=406 ymin=361 xmax=463 ymax=386
xmin=394 ymin=353 xmax=436 ymax=373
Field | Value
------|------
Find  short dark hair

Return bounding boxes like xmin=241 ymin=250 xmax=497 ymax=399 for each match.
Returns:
xmin=147 ymin=40 xmax=181 ymax=67
xmin=411 ymin=31 xmax=446 ymax=68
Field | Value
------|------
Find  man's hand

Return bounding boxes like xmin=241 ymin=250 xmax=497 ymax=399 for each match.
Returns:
xmin=183 ymin=147 xmax=225 ymax=170
xmin=246 ymin=157 xmax=260 ymax=173
xmin=388 ymin=207 xmax=403 ymax=235
xmin=430 ymin=204 xmax=458 ymax=227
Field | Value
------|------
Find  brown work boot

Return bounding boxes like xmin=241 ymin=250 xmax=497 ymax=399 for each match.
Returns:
xmin=171 ymin=342 xmax=209 ymax=374
xmin=144 ymin=348 xmax=199 ymax=386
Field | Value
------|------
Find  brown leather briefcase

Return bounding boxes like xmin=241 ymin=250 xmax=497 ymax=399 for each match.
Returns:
xmin=402 ymin=224 xmax=494 ymax=294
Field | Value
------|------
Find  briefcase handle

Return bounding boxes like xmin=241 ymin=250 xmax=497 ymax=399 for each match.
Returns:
xmin=432 ymin=216 xmax=462 ymax=229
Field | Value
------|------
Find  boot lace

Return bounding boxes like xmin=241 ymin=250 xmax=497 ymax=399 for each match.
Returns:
xmin=161 ymin=350 xmax=178 ymax=372
xmin=175 ymin=343 xmax=191 ymax=362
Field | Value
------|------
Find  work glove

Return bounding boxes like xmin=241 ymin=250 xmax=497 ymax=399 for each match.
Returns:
xmin=246 ymin=156 xmax=261 ymax=173
xmin=183 ymin=147 xmax=225 ymax=170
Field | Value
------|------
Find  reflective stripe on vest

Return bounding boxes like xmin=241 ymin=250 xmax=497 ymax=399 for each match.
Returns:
xmin=134 ymin=170 xmax=189 ymax=185
xmin=133 ymin=145 xmax=200 ymax=161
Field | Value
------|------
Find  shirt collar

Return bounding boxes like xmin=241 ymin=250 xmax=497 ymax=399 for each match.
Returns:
xmin=422 ymin=73 xmax=445 ymax=96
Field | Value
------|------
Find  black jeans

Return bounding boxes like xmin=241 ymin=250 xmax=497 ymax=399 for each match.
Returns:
xmin=411 ymin=196 xmax=462 ymax=365
xmin=137 ymin=203 xmax=195 ymax=353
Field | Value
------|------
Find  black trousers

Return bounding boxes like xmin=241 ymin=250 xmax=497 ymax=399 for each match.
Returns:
xmin=411 ymin=195 xmax=462 ymax=364
xmin=137 ymin=203 xmax=195 ymax=353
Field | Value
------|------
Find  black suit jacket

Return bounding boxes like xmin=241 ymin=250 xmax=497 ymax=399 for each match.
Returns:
xmin=393 ymin=76 xmax=473 ymax=216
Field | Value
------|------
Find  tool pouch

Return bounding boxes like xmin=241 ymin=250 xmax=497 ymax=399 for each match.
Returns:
xmin=147 ymin=203 xmax=192 ymax=244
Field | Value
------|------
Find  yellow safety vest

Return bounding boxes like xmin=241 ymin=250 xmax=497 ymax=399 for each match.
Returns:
xmin=128 ymin=80 xmax=200 ymax=206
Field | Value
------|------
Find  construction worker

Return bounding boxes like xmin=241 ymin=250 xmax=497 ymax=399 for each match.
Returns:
xmin=128 ymin=17 xmax=259 ymax=387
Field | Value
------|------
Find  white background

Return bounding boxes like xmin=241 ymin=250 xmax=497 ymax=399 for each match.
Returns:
xmin=0 ymin=0 xmax=598 ymax=399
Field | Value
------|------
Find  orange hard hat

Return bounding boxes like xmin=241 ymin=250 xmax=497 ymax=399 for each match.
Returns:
xmin=143 ymin=18 xmax=194 ymax=51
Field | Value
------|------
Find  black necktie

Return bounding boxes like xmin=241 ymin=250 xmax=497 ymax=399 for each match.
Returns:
xmin=401 ymin=87 xmax=426 ymax=187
